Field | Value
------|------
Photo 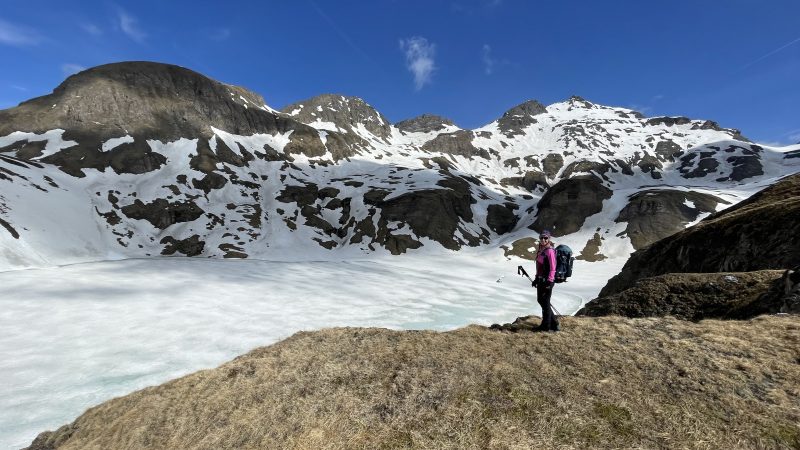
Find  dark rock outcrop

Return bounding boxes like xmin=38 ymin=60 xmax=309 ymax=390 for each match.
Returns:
xmin=615 ymin=190 xmax=726 ymax=250
xmin=530 ymin=176 xmax=613 ymax=236
xmin=421 ymin=130 xmax=490 ymax=159
xmin=541 ymin=153 xmax=564 ymax=179
xmin=121 ymin=198 xmax=204 ymax=229
xmin=499 ymin=171 xmax=548 ymax=192
xmin=395 ymin=114 xmax=455 ymax=133
xmin=486 ymin=203 xmax=518 ymax=234
xmin=160 ymin=235 xmax=205 ymax=256
xmin=601 ymin=173 xmax=800 ymax=297
xmin=497 ymin=100 xmax=547 ymax=137
xmin=578 ymin=271 xmax=786 ymax=320
xmin=372 ymin=176 xmax=481 ymax=253
xmin=281 ymin=94 xmax=392 ymax=140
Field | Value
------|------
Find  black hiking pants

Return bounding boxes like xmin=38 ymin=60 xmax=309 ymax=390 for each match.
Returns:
xmin=536 ymin=281 xmax=559 ymax=330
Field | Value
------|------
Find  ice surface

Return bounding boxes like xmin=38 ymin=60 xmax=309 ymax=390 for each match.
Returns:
xmin=0 ymin=253 xmax=622 ymax=449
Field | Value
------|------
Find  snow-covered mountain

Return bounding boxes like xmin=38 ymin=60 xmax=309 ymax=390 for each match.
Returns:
xmin=1 ymin=61 xmax=798 ymax=271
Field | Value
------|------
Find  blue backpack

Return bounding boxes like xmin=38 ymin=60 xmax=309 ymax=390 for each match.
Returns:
xmin=553 ymin=245 xmax=574 ymax=283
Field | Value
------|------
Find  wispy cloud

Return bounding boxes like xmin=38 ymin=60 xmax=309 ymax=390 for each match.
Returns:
xmin=0 ymin=18 xmax=43 ymax=46
xmin=628 ymin=104 xmax=653 ymax=115
xmin=10 ymin=84 xmax=27 ymax=92
xmin=81 ymin=23 xmax=103 ymax=36
xmin=308 ymin=0 xmax=371 ymax=62
xmin=400 ymin=36 xmax=436 ymax=90
xmin=209 ymin=28 xmax=231 ymax=41
xmin=61 ymin=63 xmax=87 ymax=76
xmin=118 ymin=9 xmax=147 ymax=43
xmin=652 ymin=94 xmax=664 ymax=101
xmin=784 ymin=129 xmax=800 ymax=143
xmin=482 ymin=44 xmax=495 ymax=75
xmin=740 ymin=36 xmax=800 ymax=71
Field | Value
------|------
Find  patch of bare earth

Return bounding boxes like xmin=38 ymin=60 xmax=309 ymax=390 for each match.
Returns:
xmin=28 ymin=316 xmax=800 ymax=450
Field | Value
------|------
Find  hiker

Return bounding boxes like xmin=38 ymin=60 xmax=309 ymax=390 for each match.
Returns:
xmin=535 ymin=230 xmax=560 ymax=331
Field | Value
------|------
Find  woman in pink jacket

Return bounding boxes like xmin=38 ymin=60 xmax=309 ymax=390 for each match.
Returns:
xmin=535 ymin=230 xmax=559 ymax=331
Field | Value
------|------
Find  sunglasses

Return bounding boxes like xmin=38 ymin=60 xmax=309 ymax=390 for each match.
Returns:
xmin=539 ymin=236 xmax=549 ymax=240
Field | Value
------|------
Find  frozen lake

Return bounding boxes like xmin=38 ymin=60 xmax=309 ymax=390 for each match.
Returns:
xmin=0 ymin=254 xmax=622 ymax=449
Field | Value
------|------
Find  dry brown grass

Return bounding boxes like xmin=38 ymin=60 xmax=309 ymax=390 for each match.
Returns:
xmin=28 ymin=315 xmax=800 ymax=450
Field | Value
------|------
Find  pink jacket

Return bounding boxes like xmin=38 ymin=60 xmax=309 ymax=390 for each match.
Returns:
xmin=536 ymin=247 xmax=556 ymax=283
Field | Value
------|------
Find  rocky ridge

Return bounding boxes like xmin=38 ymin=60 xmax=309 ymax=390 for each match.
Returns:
xmin=600 ymin=172 xmax=800 ymax=296
xmin=0 ymin=61 xmax=798 ymax=269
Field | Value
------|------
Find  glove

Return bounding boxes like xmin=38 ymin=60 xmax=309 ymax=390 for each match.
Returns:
xmin=545 ymin=280 xmax=554 ymax=289
xmin=531 ymin=278 xmax=539 ymax=288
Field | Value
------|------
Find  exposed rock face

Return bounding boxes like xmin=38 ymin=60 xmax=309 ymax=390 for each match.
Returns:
xmin=160 ymin=235 xmax=205 ymax=256
xmin=395 ymin=114 xmax=455 ymax=133
xmin=530 ymin=176 xmax=613 ymax=236
xmin=499 ymin=171 xmax=548 ymax=193
xmin=486 ymin=203 xmax=519 ymax=234
xmin=0 ymin=62 xmax=324 ymax=175
xmin=121 ymin=199 xmax=204 ymax=229
xmin=281 ymin=94 xmax=392 ymax=140
xmin=646 ymin=116 xmax=692 ymax=127
xmin=541 ymin=153 xmax=564 ymax=179
xmin=372 ymin=176 xmax=483 ymax=253
xmin=576 ymin=233 xmax=606 ymax=261
xmin=420 ymin=130 xmax=491 ymax=159
xmin=578 ymin=271 xmax=785 ymax=320
xmin=781 ymin=266 xmax=800 ymax=314
xmin=615 ymin=190 xmax=726 ymax=250
xmin=497 ymin=100 xmax=547 ymax=137
xmin=601 ymin=173 xmax=800 ymax=296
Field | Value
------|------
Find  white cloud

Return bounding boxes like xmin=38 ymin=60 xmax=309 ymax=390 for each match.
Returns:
xmin=82 ymin=23 xmax=103 ymax=36
xmin=0 ymin=18 xmax=43 ymax=46
xmin=652 ymin=94 xmax=664 ymax=101
xmin=482 ymin=44 xmax=495 ymax=75
xmin=61 ymin=63 xmax=87 ymax=76
xmin=118 ymin=10 xmax=146 ymax=43
xmin=399 ymin=36 xmax=436 ymax=91
xmin=10 ymin=84 xmax=27 ymax=92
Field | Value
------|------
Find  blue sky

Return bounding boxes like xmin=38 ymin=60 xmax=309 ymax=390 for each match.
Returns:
xmin=1 ymin=0 xmax=798 ymax=144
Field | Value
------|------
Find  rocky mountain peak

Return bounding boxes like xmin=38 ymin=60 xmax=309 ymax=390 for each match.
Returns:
xmin=281 ymin=94 xmax=392 ymax=139
xmin=497 ymin=99 xmax=547 ymax=137
xmin=0 ymin=61 xmax=283 ymax=141
xmin=395 ymin=114 xmax=456 ymax=134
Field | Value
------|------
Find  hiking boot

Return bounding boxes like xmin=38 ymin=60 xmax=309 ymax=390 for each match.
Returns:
xmin=551 ymin=322 xmax=561 ymax=332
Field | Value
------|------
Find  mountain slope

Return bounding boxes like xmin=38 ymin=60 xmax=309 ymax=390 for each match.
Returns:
xmin=600 ymin=172 xmax=800 ymax=296
xmin=1 ymin=61 xmax=798 ymax=270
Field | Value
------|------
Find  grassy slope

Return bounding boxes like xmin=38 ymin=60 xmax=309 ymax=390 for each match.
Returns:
xmin=28 ymin=316 xmax=800 ymax=450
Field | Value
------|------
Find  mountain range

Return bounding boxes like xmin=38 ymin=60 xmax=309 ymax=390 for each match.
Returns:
xmin=1 ymin=61 xmax=798 ymax=271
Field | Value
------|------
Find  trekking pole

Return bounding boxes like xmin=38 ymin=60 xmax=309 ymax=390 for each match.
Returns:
xmin=518 ymin=266 xmax=563 ymax=319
